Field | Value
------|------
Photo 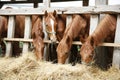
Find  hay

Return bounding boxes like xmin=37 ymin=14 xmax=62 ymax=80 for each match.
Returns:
xmin=0 ymin=52 xmax=120 ymax=80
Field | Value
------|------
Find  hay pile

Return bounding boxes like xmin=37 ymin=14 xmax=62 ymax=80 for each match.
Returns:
xmin=0 ymin=52 xmax=120 ymax=80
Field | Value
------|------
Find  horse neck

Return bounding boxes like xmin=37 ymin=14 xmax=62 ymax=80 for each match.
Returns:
xmin=92 ymin=14 xmax=117 ymax=44
xmin=67 ymin=14 xmax=87 ymax=39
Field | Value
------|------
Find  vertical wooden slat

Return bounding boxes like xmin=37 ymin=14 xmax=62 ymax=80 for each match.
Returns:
xmin=89 ymin=15 xmax=99 ymax=34
xmin=22 ymin=16 xmax=31 ymax=53
xmin=66 ymin=15 xmax=72 ymax=27
xmin=43 ymin=0 xmax=51 ymax=8
xmin=113 ymin=14 xmax=120 ymax=68
xmin=5 ymin=16 xmax=15 ymax=57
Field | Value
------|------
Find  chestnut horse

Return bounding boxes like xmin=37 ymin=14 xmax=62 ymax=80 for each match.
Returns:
xmin=44 ymin=10 xmax=66 ymax=42
xmin=80 ymin=14 xmax=117 ymax=65
xmin=31 ymin=15 xmax=44 ymax=60
xmin=44 ymin=10 xmax=66 ymax=62
xmin=56 ymin=14 xmax=90 ymax=64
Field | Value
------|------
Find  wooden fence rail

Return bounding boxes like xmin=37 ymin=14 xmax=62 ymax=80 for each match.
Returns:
xmin=0 ymin=5 xmax=120 ymax=15
xmin=3 ymin=38 xmax=120 ymax=47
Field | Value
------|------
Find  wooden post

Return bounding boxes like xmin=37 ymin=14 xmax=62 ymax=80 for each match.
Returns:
xmin=43 ymin=0 xmax=51 ymax=8
xmin=5 ymin=16 xmax=15 ymax=57
xmin=113 ymin=14 xmax=120 ymax=68
xmin=89 ymin=15 xmax=99 ymax=34
xmin=66 ymin=15 xmax=72 ymax=27
xmin=22 ymin=16 xmax=31 ymax=53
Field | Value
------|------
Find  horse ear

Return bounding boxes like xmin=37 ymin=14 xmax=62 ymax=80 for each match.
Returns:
xmin=45 ymin=10 xmax=48 ymax=17
xmin=53 ymin=10 xmax=57 ymax=17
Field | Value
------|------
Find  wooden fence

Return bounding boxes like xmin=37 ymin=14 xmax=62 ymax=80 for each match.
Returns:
xmin=0 ymin=0 xmax=120 ymax=68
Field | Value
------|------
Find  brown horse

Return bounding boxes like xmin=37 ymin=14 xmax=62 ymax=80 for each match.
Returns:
xmin=56 ymin=14 xmax=90 ymax=64
xmin=80 ymin=14 xmax=117 ymax=64
xmin=44 ymin=10 xmax=66 ymax=42
xmin=31 ymin=15 xmax=44 ymax=60
xmin=44 ymin=10 xmax=66 ymax=62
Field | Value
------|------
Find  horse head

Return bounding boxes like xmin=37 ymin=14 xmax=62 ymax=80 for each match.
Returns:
xmin=44 ymin=10 xmax=57 ymax=42
xmin=80 ymin=36 xmax=95 ymax=65
xmin=57 ymin=35 xmax=72 ymax=64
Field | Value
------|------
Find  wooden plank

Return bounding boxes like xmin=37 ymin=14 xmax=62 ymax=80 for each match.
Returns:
xmin=113 ymin=14 xmax=120 ymax=68
xmin=89 ymin=14 xmax=99 ymax=34
xmin=3 ymin=38 xmax=120 ymax=47
xmin=22 ymin=16 xmax=31 ymax=53
xmin=66 ymin=15 xmax=72 ymax=26
xmin=0 ymin=5 xmax=120 ymax=15
xmin=95 ymin=0 xmax=108 ymax=5
xmin=5 ymin=16 xmax=15 ymax=57
xmin=43 ymin=0 xmax=51 ymax=8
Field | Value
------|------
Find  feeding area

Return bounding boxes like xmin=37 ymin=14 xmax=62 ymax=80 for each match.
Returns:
xmin=0 ymin=52 xmax=120 ymax=80
xmin=0 ymin=0 xmax=120 ymax=80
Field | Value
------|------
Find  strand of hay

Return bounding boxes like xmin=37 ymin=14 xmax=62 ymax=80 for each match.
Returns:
xmin=0 ymin=52 xmax=120 ymax=80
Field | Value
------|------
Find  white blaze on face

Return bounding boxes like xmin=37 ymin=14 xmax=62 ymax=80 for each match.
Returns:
xmin=50 ymin=18 xmax=57 ymax=41
xmin=50 ymin=19 xmax=55 ymax=35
